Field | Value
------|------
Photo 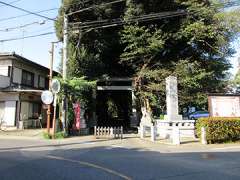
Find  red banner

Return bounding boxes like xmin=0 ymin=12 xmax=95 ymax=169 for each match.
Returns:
xmin=73 ymin=102 xmax=81 ymax=130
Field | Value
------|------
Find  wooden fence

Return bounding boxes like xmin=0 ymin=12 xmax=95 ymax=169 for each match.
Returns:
xmin=94 ymin=126 xmax=123 ymax=139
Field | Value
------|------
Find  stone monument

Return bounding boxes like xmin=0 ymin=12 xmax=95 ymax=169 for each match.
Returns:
xmin=164 ymin=76 xmax=182 ymax=121
xmin=156 ymin=76 xmax=196 ymax=139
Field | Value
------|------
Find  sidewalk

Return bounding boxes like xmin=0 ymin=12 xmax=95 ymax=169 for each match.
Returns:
xmin=0 ymin=130 xmax=240 ymax=153
xmin=0 ymin=129 xmax=44 ymax=139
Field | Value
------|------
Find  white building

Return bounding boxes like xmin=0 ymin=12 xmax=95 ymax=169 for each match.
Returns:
xmin=0 ymin=52 xmax=54 ymax=129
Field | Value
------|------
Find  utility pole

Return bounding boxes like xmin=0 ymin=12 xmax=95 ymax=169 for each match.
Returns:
xmin=63 ymin=14 xmax=68 ymax=79
xmin=62 ymin=14 xmax=68 ymax=134
xmin=47 ymin=42 xmax=54 ymax=134
xmin=47 ymin=41 xmax=60 ymax=135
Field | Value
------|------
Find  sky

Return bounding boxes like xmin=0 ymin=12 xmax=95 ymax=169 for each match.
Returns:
xmin=0 ymin=0 xmax=239 ymax=76
xmin=0 ymin=0 xmax=62 ymax=71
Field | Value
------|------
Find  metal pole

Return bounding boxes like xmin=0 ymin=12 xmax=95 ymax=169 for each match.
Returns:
xmin=62 ymin=14 xmax=68 ymax=134
xmin=52 ymin=94 xmax=57 ymax=138
xmin=47 ymin=42 xmax=54 ymax=134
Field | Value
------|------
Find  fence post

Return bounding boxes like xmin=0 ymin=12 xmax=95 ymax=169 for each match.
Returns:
xmin=114 ymin=127 xmax=116 ymax=139
xmin=107 ymin=127 xmax=109 ymax=137
xmin=201 ymin=127 xmax=207 ymax=145
xmin=98 ymin=127 xmax=100 ymax=137
xmin=120 ymin=126 xmax=123 ymax=139
xmin=94 ymin=126 xmax=96 ymax=137
xmin=110 ymin=127 xmax=113 ymax=138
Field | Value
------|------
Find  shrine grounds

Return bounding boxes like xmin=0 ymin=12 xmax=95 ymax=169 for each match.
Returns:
xmin=0 ymin=132 xmax=240 ymax=180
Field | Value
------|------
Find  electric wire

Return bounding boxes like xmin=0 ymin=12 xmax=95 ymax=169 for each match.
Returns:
xmin=0 ymin=32 xmax=55 ymax=43
xmin=69 ymin=11 xmax=187 ymax=31
xmin=0 ymin=8 xmax=58 ymax=22
xmin=66 ymin=0 xmax=125 ymax=16
xmin=0 ymin=21 xmax=47 ymax=32
xmin=0 ymin=0 xmax=22 ymax=7
xmin=0 ymin=1 xmax=56 ymax=21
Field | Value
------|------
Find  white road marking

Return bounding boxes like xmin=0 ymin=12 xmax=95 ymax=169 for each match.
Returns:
xmin=46 ymin=155 xmax=132 ymax=180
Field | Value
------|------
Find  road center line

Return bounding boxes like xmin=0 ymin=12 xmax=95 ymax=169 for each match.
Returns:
xmin=45 ymin=155 xmax=132 ymax=180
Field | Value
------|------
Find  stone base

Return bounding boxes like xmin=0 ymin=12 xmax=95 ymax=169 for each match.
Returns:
xmin=155 ymin=119 xmax=196 ymax=138
xmin=164 ymin=114 xmax=182 ymax=121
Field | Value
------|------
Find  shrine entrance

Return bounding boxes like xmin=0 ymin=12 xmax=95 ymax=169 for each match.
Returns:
xmin=96 ymin=78 xmax=139 ymax=129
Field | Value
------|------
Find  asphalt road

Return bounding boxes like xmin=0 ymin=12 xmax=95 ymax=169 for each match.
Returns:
xmin=0 ymin=137 xmax=240 ymax=180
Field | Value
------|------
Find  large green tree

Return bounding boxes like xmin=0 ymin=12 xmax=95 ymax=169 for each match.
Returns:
xmin=120 ymin=0 xmax=240 ymax=112
xmin=56 ymin=0 xmax=240 ymax=113
xmin=56 ymin=0 xmax=131 ymax=78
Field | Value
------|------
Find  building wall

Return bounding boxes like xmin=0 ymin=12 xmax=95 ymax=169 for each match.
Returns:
xmin=0 ymin=75 xmax=10 ymax=88
xmin=0 ymin=59 xmax=12 ymax=88
xmin=13 ymin=60 xmax=49 ymax=89
xmin=0 ymin=93 xmax=19 ymax=126
xmin=3 ymin=101 xmax=16 ymax=126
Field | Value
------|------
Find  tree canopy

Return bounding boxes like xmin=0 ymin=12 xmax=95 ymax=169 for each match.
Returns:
xmin=55 ymin=0 xmax=240 ymax=112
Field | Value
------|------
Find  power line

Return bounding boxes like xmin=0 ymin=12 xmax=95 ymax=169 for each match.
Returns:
xmin=66 ymin=0 xmax=125 ymax=16
xmin=0 ymin=20 xmax=47 ymax=32
xmin=0 ymin=32 xmax=55 ymax=43
xmin=0 ymin=8 xmax=58 ymax=22
xmin=0 ymin=1 xmax=56 ymax=21
xmin=0 ymin=0 xmax=22 ymax=8
xmin=69 ymin=11 xmax=187 ymax=31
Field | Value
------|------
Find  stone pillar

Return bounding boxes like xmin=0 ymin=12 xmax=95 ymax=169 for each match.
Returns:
xmin=140 ymin=124 xmax=145 ymax=139
xmin=172 ymin=127 xmax=180 ymax=145
xmin=151 ymin=125 xmax=156 ymax=142
xmin=201 ymin=127 xmax=207 ymax=145
xmin=164 ymin=76 xmax=182 ymax=121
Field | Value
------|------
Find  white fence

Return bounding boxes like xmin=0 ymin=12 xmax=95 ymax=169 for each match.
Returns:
xmin=94 ymin=126 xmax=123 ymax=139
xmin=155 ymin=120 xmax=196 ymax=138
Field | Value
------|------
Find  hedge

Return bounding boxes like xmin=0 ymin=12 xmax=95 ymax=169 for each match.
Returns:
xmin=196 ymin=117 xmax=240 ymax=143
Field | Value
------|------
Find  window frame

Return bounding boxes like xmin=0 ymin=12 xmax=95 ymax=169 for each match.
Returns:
xmin=21 ymin=70 xmax=34 ymax=87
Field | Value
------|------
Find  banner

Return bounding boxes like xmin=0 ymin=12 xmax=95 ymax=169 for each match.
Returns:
xmin=73 ymin=102 xmax=81 ymax=130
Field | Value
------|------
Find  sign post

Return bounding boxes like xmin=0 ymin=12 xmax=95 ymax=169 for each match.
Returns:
xmin=51 ymin=79 xmax=61 ymax=137
xmin=41 ymin=90 xmax=53 ymax=134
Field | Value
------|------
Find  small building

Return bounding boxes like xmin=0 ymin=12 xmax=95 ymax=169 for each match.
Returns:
xmin=0 ymin=52 xmax=53 ymax=129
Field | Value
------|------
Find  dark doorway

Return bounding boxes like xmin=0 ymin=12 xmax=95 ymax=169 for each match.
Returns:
xmin=96 ymin=90 xmax=132 ymax=128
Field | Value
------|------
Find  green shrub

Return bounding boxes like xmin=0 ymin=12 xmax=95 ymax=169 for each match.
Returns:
xmin=54 ymin=131 xmax=67 ymax=139
xmin=43 ymin=132 xmax=51 ymax=139
xmin=196 ymin=117 xmax=240 ymax=143
xmin=42 ymin=131 xmax=67 ymax=139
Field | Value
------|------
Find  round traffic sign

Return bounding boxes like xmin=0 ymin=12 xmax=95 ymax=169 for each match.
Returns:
xmin=51 ymin=79 xmax=61 ymax=94
xmin=41 ymin=90 xmax=53 ymax=105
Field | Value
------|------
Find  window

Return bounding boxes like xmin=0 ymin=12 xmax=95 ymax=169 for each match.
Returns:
xmin=45 ymin=77 xmax=49 ymax=89
xmin=38 ymin=76 xmax=45 ymax=88
xmin=28 ymin=103 xmax=40 ymax=119
xmin=22 ymin=70 xmax=34 ymax=87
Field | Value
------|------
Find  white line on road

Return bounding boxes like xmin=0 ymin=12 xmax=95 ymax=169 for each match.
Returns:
xmin=46 ymin=155 xmax=132 ymax=180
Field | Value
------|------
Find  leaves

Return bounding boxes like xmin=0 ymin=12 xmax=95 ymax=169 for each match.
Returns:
xmin=55 ymin=0 xmax=240 ymax=114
